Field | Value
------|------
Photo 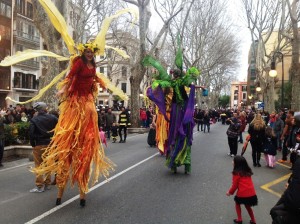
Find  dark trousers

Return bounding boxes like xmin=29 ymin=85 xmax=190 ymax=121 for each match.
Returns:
xmin=197 ymin=121 xmax=203 ymax=131
xmin=203 ymin=123 xmax=210 ymax=133
xmin=250 ymin=141 xmax=262 ymax=165
xmin=0 ymin=139 xmax=4 ymax=164
xmin=282 ymin=136 xmax=289 ymax=161
xmin=118 ymin=125 xmax=127 ymax=140
xmin=106 ymin=126 xmax=111 ymax=139
xmin=228 ymin=137 xmax=238 ymax=155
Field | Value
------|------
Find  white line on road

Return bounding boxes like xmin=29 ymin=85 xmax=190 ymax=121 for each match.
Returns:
xmin=0 ymin=162 xmax=33 ymax=172
xmin=25 ymin=152 xmax=159 ymax=224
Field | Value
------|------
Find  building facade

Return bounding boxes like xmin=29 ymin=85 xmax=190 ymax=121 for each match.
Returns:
xmin=0 ymin=0 xmax=12 ymax=107
xmin=230 ymin=81 xmax=248 ymax=110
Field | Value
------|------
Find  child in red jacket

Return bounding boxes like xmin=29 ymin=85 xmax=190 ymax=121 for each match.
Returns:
xmin=226 ymin=155 xmax=258 ymax=224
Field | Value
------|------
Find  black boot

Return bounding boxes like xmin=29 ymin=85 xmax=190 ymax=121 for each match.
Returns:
xmin=56 ymin=198 xmax=61 ymax=206
xmin=80 ymin=199 xmax=86 ymax=207
xmin=257 ymin=153 xmax=261 ymax=167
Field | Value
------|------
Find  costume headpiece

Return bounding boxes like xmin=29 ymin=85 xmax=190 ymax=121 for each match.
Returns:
xmin=77 ymin=42 xmax=100 ymax=54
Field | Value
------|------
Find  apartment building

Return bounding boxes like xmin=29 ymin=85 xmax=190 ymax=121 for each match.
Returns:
xmin=0 ymin=0 xmax=12 ymax=107
xmin=230 ymin=81 xmax=248 ymax=110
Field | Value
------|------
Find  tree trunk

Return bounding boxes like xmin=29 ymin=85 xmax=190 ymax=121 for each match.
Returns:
xmin=130 ymin=63 xmax=146 ymax=127
xmin=288 ymin=0 xmax=300 ymax=111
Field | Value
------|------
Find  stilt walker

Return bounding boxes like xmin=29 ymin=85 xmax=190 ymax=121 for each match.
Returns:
xmin=0 ymin=0 xmax=137 ymax=206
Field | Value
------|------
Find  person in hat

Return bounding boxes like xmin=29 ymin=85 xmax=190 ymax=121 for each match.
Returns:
xmin=29 ymin=102 xmax=58 ymax=193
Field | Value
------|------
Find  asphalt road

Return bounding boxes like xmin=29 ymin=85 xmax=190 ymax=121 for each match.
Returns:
xmin=0 ymin=122 xmax=292 ymax=224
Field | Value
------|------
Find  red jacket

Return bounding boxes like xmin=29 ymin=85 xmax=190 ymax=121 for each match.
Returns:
xmin=228 ymin=174 xmax=256 ymax=198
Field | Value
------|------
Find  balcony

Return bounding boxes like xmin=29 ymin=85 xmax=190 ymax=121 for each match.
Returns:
xmin=16 ymin=59 xmax=39 ymax=69
xmin=13 ymin=30 xmax=40 ymax=46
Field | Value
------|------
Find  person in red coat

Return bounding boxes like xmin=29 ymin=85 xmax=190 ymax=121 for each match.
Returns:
xmin=226 ymin=155 xmax=258 ymax=224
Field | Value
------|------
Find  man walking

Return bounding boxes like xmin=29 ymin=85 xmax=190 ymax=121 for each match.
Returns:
xmin=118 ymin=107 xmax=130 ymax=143
xmin=29 ymin=102 xmax=58 ymax=193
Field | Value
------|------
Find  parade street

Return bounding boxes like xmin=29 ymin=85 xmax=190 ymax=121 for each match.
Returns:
xmin=0 ymin=122 xmax=291 ymax=224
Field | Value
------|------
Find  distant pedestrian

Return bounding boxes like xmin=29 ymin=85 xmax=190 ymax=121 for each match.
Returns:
xmin=29 ymin=102 xmax=58 ymax=193
xmin=263 ymin=126 xmax=277 ymax=168
xmin=111 ymin=123 xmax=118 ymax=143
xmin=99 ymin=127 xmax=107 ymax=147
xmin=273 ymin=114 xmax=284 ymax=151
xmin=226 ymin=113 xmax=241 ymax=157
xmin=248 ymin=113 xmax=266 ymax=167
xmin=118 ymin=106 xmax=130 ymax=143
xmin=226 ymin=155 xmax=258 ymax=224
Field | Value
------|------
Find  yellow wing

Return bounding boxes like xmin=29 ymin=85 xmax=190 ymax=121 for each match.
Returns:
xmin=93 ymin=8 xmax=138 ymax=56
xmin=96 ymin=72 xmax=128 ymax=101
xmin=0 ymin=49 xmax=69 ymax=66
xmin=38 ymin=0 xmax=76 ymax=54
xmin=105 ymin=45 xmax=130 ymax=59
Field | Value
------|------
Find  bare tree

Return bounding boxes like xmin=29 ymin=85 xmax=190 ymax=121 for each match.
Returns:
xmin=164 ymin=0 xmax=240 ymax=109
xmin=286 ymin=0 xmax=300 ymax=110
xmin=122 ymin=0 xmax=184 ymax=127
xmin=240 ymin=0 xmax=295 ymax=112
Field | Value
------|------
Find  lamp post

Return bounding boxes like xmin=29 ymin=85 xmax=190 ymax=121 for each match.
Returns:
xmin=269 ymin=52 xmax=284 ymax=109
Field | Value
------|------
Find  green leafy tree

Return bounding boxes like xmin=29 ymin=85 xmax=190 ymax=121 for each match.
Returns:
xmin=218 ymin=95 xmax=230 ymax=109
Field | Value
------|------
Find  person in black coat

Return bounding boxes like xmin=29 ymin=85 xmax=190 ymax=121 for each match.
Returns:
xmin=270 ymin=157 xmax=300 ymax=223
xmin=248 ymin=114 xmax=266 ymax=167
xmin=29 ymin=102 xmax=58 ymax=193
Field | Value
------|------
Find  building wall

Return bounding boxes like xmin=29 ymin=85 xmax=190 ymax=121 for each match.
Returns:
xmin=230 ymin=81 xmax=247 ymax=110
xmin=0 ymin=0 xmax=12 ymax=108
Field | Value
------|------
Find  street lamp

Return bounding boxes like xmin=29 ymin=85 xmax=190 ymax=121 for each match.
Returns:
xmin=256 ymin=83 xmax=261 ymax=92
xmin=269 ymin=52 xmax=284 ymax=109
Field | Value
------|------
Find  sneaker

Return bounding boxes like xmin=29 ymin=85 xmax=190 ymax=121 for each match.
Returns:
xmin=30 ymin=186 xmax=45 ymax=193
xmin=231 ymin=154 xmax=235 ymax=157
xmin=227 ymin=153 xmax=231 ymax=156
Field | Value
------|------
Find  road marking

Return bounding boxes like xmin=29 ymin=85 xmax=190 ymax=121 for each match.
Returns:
xmin=0 ymin=162 xmax=33 ymax=172
xmin=276 ymin=162 xmax=292 ymax=169
xmin=260 ymin=173 xmax=291 ymax=198
xmin=24 ymin=152 xmax=159 ymax=224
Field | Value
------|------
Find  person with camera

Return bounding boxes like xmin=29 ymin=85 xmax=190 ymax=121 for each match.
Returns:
xmin=226 ymin=113 xmax=241 ymax=157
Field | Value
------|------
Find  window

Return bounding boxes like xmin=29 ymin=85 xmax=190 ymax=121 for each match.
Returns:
xmin=99 ymin=67 xmax=104 ymax=73
xmin=0 ymin=2 xmax=5 ymax=16
xmin=16 ymin=44 xmax=24 ymax=52
xmin=13 ymin=72 xmax=35 ymax=89
xmin=27 ymin=2 xmax=33 ymax=19
xmin=242 ymin=86 xmax=247 ymax=91
xmin=28 ymin=24 xmax=34 ymax=39
xmin=16 ymin=0 xmax=25 ymax=15
xmin=234 ymin=95 xmax=238 ymax=100
xmin=122 ymin=66 xmax=127 ymax=77
xmin=121 ymin=83 xmax=127 ymax=93
xmin=243 ymin=93 xmax=247 ymax=100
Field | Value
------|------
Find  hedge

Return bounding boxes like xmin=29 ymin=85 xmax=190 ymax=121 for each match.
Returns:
xmin=4 ymin=122 xmax=30 ymax=146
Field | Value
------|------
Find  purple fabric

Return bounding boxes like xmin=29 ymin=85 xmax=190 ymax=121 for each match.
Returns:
xmin=167 ymin=85 xmax=196 ymax=168
xmin=146 ymin=86 xmax=169 ymax=121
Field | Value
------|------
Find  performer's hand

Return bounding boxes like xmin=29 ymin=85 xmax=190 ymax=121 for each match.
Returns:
xmin=226 ymin=192 xmax=230 ymax=196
